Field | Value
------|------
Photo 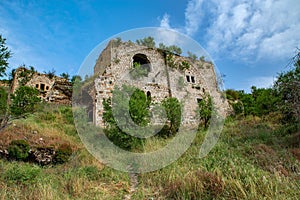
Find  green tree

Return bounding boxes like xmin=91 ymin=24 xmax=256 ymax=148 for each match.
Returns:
xmin=162 ymin=97 xmax=182 ymax=135
xmin=187 ymin=51 xmax=197 ymax=61
xmin=198 ymin=93 xmax=213 ymax=128
xmin=159 ymin=43 xmax=182 ymax=55
xmin=136 ymin=36 xmax=155 ymax=48
xmin=274 ymin=51 xmax=300 ymax=123
xmin=10 ymin=86 xmax=41 ymax=116
xmin=251 ymin=86 xmax=279 ymax=116
xmin=71 ymin=75 xmax=82 ymax=85
xmin=60 ymin=72 xmax=70 ymax=81
xmin=0 ymin=36 xmax=40 ymax=131
xmin=0 ymin=35 xmax=11 ymax=77
xmin=0 ymin=87 xmax=8 ymax=118
xmin=44 ymin=68 xmax=56 ymax=79
xmin=102 ymin=85 xmax=150 ymax=150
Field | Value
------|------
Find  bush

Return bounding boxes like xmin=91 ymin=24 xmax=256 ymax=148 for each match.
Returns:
xmin=4 ymin=164 xmax=41 ymax=185
xmin=59 ymin=106 xmax=74 ymax=124
xmin=162 ymin=97 xmax=182 ymax=136
xmin=53 ymin=143 xmax=73 ymax=164
xmin=8 ymin=140 xmax=30 ymax=161
xmin=104 ymin=127 xmax=143 ymax=150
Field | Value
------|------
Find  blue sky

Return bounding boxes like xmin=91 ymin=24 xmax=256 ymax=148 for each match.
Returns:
xmin=0 ymin=0 xmax=299 ymax=92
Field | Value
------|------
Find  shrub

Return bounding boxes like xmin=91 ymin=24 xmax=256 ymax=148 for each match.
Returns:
xmin=4 ymin=164 xmax=41 ymax=185
xmin=104 ymin=127 xmax=143 ymax=150
xmin=59 ymin=106 xmax=74 ymax=124
xmin=162 ymin=97 xmax=182 ymax=136
xmin=53 ymin=143 xmax=73 ymax=164
xmin=8 ymin=140 xmax=30 ymax=161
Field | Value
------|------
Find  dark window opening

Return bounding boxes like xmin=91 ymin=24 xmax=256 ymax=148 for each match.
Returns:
xmin=40 ymin=84 xmax=45 ymax=91
xmin=88 ymin=110 xmax=93 ymax=122
xmin=191 ymin=76 xmax=195 ymax=83
xmin=197 ymin=98 xmax=203 ymax=104
xmin=35 ymin=84 xmax=39 ymax=88
xmin=132 ymin=53 xmax=151 ymax=72
xmin=202 ymin=88 xmax=205 ymax=93
xmin=192 ymin=85 xmax=201 ymax=90
xmin=147 ymin=91 xmax=151 ymax=100
xmin=46 ymin=86 xmax=49 ymax=90
xmin=186 ymin=75 xmax=190 ymax=82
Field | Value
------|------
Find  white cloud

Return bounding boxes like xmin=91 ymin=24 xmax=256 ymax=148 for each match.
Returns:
xmin=159 ymin=0 xmax=300 ymax=62
xmin=184 ymin=0 xmax=204 ymax=36
xmin=160 ymin=14 xmax=171 ymax=29
xmin=205 ymin=0 xmax=300 ymax=61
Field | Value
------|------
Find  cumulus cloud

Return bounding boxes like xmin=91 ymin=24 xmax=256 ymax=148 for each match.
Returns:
xmin=159 ymin=0 xmax=300 ymax=62
xmin=160 ymin=14 xmax=171 ymax=29
xmin=184 ymin=0 xmax=204 ymax=36
xmin=206 ymin=0 xmax=300 ymax=61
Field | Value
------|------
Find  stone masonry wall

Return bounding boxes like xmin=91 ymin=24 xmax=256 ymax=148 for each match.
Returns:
xmin=93 ymin=40 xmax=229 ymax=127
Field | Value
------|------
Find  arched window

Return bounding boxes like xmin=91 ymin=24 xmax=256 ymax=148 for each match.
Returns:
xmin=132 ymin=53 xmax=151 ymax=73
xmin=147 ymin=91 xmax=151 ymax=100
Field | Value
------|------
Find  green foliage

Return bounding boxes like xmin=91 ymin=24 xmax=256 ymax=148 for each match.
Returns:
xmin=225 ymin=89 xmax=239 ymax=100
xmin=71 ymin=75 xmax=82 ymax=85
xmin=4 ymin=164 xmax=41 ymax=185
xmin=197 ymin=93 xmax=213 ymax=128
xmin=112 ymin=37 xmax=122 ymax=47
xmin=10 ymin=86 xmax=41 ymax=116
xmin=0 ymin=87 xmax=7 ymax=117
xmin=17 ymin=66 xmax=36 ymax=86
xmin=274 ymin=52 xmax=300 ymax=123
xmin=136 ymin=36 xmax=155 ymax=48
xmin=44 ymin=68 xmax=56 ymax=79
xmin=80 ymin=166 xmax=100 ymax=181
xmin=8 ymin=140 xmax=30 ymax=161
xmin=166 ymin=53 xmax=176 ymax=68
xmin=0 ymin=35 xmax=11 ymax=77
xmin=199 ymin=55 xmax=205 ymax=62
xmin=162 ymin=97 xmax=182 ymax=135
xmin=226 ymin=87 xmax=279 ymax=117
xmin=129 ymin=62 xmax=149 ymax=79
xmin=158 ymin=43 xmax=182 ymax=55
xmin=53 ymin=143 xmax=73 ymax=164
xmin=178 ymin=61 xmax=190 ymax=70
xmin=59 ymin=106 xmax=74 ymax=124
xmin=187 ymin=51 xmax=197 ymax=61
xmin=60 ymin=72 xmax=70 ymax=80
xmin=102 ymin=85 xmax=150 ymax=150
xmin=251 ymin=86 xmax=279 ymax=116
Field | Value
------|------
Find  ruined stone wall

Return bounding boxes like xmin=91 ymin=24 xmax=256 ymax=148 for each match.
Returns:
xmin=93 ymin=40 xmax=229 ymax=127
xmin=11 ymin=67 xmax=72 ymax=105
xmin=94 ymin=40 xmax=113 ymax=75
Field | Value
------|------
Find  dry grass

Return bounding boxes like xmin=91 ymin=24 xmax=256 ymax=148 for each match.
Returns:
xmin=1 ymin=107 xmax=300 ymax=199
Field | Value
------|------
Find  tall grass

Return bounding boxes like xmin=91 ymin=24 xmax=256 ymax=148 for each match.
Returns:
xmin=0 ymin=107 xmax=299 ymax=199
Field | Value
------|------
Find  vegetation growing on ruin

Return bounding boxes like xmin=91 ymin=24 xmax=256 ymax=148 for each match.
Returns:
xmin=0 ymin=35 xmax=300 ymax=199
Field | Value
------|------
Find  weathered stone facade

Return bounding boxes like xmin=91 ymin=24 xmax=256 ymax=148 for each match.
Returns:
xmin=11 ymin=67 xmax=72 ymax=105
xmin=91 ymin=39 xmax=229 ymax=127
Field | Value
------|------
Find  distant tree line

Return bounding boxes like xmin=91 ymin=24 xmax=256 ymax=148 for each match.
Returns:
xmin=226 ymin=50 xmax=300 ymax=125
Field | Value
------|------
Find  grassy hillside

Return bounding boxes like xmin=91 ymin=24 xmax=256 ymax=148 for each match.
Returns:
xmin=0 ymin=104 xmax=299 ymax=199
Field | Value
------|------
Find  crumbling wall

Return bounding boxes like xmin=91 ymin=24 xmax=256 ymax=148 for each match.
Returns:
xmin=11 ymin=67 xmax=72 ymax=105
xmin=93 ymin=40 xmax=229 ymax=127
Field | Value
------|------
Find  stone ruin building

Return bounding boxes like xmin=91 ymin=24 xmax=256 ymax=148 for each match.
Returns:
xmin=11 ymin=67 xmax=72 ymax=105
xmin=89 ymin=39 xmax=229 ymax=127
